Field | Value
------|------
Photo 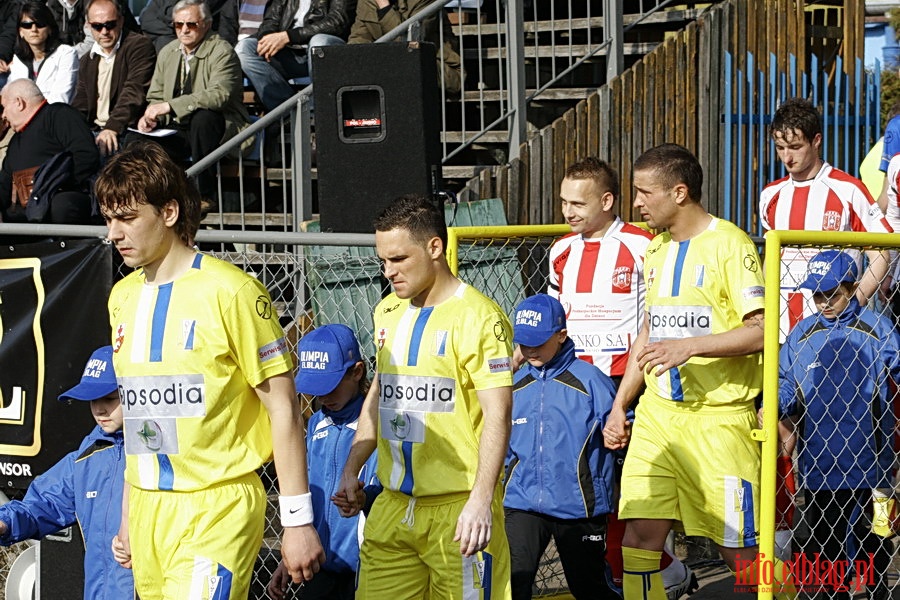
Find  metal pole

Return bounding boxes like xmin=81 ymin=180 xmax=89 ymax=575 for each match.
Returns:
xmin=604 ymin=0 xmax=623 ymax=80
xmin=294 ymin=91 xmax=314 ymax=224
xmin=506 ymin=0 xmax=527 ymax=160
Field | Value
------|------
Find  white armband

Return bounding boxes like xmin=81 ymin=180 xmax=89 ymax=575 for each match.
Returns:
xmin=279 ymin=493 xmax=314 ymax=527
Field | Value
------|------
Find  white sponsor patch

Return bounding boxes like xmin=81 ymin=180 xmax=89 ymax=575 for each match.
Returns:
xmin=488 ymin=357 xmax=512 ymax=373
xmin=569 ymin=331 xmax=630 ymax=354
xmin=118 ymin=375 xmax=206 ymax=418
xmin=743 ymin=286 xmax=765 ymax=299
xmin=379 ymin=374 xmax=455 ymax=412
xmin=124 ymin=416 xmax=179 ymax=455
xmin=258 ymin=337 xmax=289 ymax=362
xmin=648 ymin=305 xmax=712 ymax=341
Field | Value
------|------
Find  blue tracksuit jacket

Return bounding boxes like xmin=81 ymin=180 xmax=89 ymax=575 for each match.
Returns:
xmin=503 ymin=338 xmax=617 ymax=519
xmin=779 ymin=298 xmax=900 ymax=490
xmin=0 ymin=426 xmax=132 ymax=600
xmin=307 ymin=395 xmax=377 ymax=573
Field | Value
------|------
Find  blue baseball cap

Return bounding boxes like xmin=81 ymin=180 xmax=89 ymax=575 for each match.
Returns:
xmin=59 ymin=346 xmax=118 ymax=402
xmin=513 ymin=294 xmax=567 ymax=347
xmin=295 ymin=324 xmax=362 ymax=396
xmin=797 ymin=250 xmax=859 ymax=293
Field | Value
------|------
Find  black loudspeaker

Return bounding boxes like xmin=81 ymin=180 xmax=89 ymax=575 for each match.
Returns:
xmin=313 ymin=41 xmax=442 ymax=233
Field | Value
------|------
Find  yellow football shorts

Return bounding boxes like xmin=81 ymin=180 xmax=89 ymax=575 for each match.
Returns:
xmin=618 ymin=394 xmax=760 ymax=548
xmin=357 ymin=488 xmax=512 ymax=600
xmin=128 ymin=471 xmax=266 ymax=600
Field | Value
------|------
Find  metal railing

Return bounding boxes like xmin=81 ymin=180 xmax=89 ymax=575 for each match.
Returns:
xmin=189 ymin=0 xmax=708 ymax=232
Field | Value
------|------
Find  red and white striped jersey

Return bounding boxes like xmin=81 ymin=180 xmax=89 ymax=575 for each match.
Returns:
xmin=547 ymin=217 xmax=654 ymax=377
xmin=883 ymin=154 xmax=900 ymax=280
xmin=759 ymin=162 xmax=892 ymax=335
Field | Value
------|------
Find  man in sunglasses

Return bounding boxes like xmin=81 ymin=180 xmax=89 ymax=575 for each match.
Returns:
xmin=73 ymin=0 xmax=155 ymax=157
xmin=130 ymin=0 xmax=250 ymax=204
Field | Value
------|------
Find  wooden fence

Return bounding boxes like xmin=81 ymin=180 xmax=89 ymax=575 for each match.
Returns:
xmin=460 ymin=0 xmax=871 ymax=231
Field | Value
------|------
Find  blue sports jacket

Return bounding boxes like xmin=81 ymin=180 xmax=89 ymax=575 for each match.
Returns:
xmin=307 ymin=395 xmax=377 ymax=573
xmin=0 ymin=426 xmax=132 ymax=600
xmin=779 ymin=298 xmax=900 ymax=490
xmin=503 ymin=338 xmax=617 ymax=518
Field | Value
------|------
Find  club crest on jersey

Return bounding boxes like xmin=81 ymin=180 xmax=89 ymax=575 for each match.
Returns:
xmin=378 ymin=328 xmax=387 ymax=349
xmin=136 ymin=420 xmax=163 ymax=451
xmin=114 ymin=324 xmax=125 ymax=353
xmin=646 ymin=267 xmax=656 ymax=290
xmin=612 ymin=266 xmax=632 ymax=291
xmin=821 ymin=210 xmax=841 ymax=231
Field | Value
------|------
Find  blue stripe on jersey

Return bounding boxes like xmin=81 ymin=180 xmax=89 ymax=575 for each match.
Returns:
xmin=668 ymin=368 xmax=684 ymax=402
xmin=211 ymin=563 xmax=233 ymax=600
xmin=399 ymin=441 xmax=414 ymax=495
xmin=406 ymin=307 xmax=434 ymax=367
xmin=483 ymin=551 xmax=493 ymax=599
xmin=157 ymin=454 xmax=174 ymax=490
xmin=192 ymin=253 xmax=203 ymax=269
xmin=741 ymin=478 xmax=756 ymax=546
xmin=670 ymin=241 xmax=691 ymax=297
xmin=184 ymin=320 xmax=195 ymax=350
xmin=150 ymin=283 xmax=173 ymax=362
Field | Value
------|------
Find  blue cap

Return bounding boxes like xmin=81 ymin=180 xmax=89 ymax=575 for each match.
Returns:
xmin=797 ymin=250 xmax=859 ymax=292
xmin=513 ymin=294 xmax=567 ymax=347
xmin=59 ymin=346 xmax=118 ymax=402
xmin=295 ymin=324 xmax=362 ymax=396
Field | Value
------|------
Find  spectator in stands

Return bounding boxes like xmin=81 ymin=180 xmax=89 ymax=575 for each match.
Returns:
xmin=546 ymin=157 xmax=696 ymax=599
xmin=0 ymin=1 xmax=21 ymax=89
xmin=130 ymin=0 xmax=251 ymax=202
xmin=8 ymin=1 xmax=79 ymax=104
xmin=779 ymin=250 xmax=898 ymax=600
xmin=504 ymin=293 xmax=619 ymax=600
xmin=348 ymin=0 xmax=462 ymax=94
xmin=603 ymin=144 xmax=794 ymax=600
xmin=48 ymin=0 xmax=140 ymax=56
xmin=73 ymin=0 xmax=155 ymax=157
xmin=0 ymin=345 xmax=133 ymax=600
xmin=141 ymin=0 xmax=238 ymax=51
xmin=235 ymin=0 xmax=350 ymax=112
xmin=268 ymin=324 xmax=377 ymax=600
xmin=0 ymin=79 xmax=100 ymax=224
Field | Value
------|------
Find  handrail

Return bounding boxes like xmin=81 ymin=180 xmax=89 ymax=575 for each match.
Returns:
xmin=187 ymin=0 xmax=455 ymax=177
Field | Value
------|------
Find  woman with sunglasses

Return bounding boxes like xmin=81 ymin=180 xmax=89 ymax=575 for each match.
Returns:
xmin=9 ymin=1 xmax=78 ymax=104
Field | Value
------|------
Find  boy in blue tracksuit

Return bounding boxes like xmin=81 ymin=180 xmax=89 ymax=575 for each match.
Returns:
xmin=779 ymin=250 xmax=900 ymax=600
xmin=268 ymin=324 xmax=377 ymax=600
xmin=504 ymin=294 xmax=619 ymax=600
xmin=0 ymin=345 xmax=133 ymax=600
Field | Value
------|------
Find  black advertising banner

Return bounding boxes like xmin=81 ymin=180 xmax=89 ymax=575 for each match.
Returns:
xmin=0 ymin=238 xmax=113 ymax=491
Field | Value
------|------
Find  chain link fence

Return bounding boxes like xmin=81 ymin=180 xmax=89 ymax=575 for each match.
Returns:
xmin=764 ymin=233 xmax=900 ymax=600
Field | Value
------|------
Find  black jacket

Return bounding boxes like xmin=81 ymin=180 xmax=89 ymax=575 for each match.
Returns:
xmin=0 ymin=0 xmax=23 ymax=62
xmin=257 ymin=0 xmax=355 ymax=45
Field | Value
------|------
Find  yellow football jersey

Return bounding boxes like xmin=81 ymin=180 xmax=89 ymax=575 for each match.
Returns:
xmin=373 ymin=283 xmax=513 ymax=497
xmin=643 ymin=217 xmax=765 ymax=405
xmin=109 ymin=254 xmax=294 ymax=491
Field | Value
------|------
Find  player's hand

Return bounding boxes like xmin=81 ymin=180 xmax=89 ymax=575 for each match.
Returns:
xmin=511 ymin=345 xmax=526 ymax=372
xmin=453 ymin=495 xmax=492 ymax=556
xmin=636 ymin=339 xmax=693 ymax=376
xmin=266 ymin=560 xmax=292 ymax=600
xmin=332 ymin=475 xmax=365 ymax=517
xmin=0 ymin=520 xmax=8 ymax=536
xmin=111 ymin=534 xmax=132 ymax=569
xmin=602 ymin=404 xmax=631 ymax=450
xmin=280 ymin=524 xmax=324 ymax=584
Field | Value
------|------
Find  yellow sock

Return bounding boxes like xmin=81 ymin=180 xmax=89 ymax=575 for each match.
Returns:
xmin=622 ymin=547 xmax=666 ymax=600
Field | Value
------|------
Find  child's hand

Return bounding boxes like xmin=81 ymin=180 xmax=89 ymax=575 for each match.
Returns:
xmin=111 ymin=534 xmax=132 ymax=569
xmin=267 ymin=560 xmax=291 ymax=600
xmin=0 ymin=521 xmax=7 ymax=537
xmin=332 ymin=478 xmax=365 ymax=517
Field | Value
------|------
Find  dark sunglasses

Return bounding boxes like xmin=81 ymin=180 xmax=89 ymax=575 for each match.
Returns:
xmin=90 ymin=20 xmax=118 ymax=32
xmin=173 ymin=21 xmax=200 ymax=30
xmin=19 ymin=21 xmax=47 ymax=29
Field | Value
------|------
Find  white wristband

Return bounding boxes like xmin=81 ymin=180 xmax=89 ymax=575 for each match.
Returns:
xmin=279 ymin=493 xmax=314 ymax=527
